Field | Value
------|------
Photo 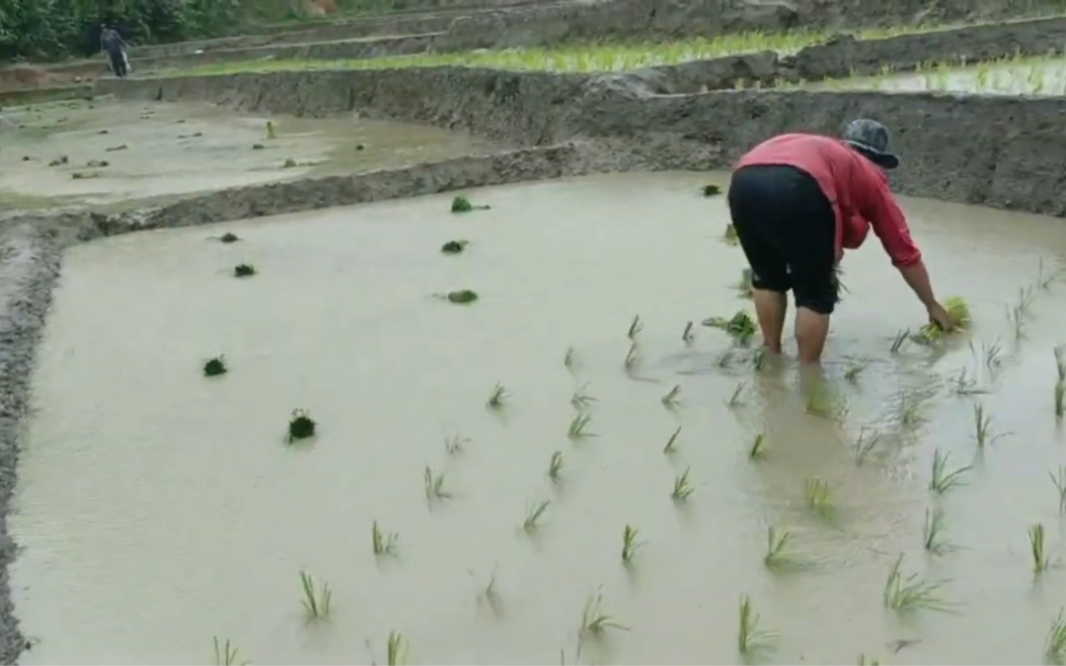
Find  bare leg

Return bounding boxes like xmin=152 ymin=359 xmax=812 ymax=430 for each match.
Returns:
xmin=794 ymin=306 xmax=830 ymax=364
xmin=752 ymin=288 xmax=788 ymax=353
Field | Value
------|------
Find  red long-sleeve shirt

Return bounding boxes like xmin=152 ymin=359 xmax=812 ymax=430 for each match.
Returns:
xmin=734 ymin=133 xmax=922 ymax=268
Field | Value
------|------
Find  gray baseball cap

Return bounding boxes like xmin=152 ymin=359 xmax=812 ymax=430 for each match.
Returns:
xmin=843 ymin=119 xmax=899 ymax=170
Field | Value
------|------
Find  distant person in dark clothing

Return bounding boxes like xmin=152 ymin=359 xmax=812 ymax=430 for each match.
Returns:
xmin=100 ymin=24 xmax=130 ymax=78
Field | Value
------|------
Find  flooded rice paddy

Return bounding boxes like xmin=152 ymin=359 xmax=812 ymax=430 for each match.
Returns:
xmin=807 ymin=56 xmax=1066 ymax=96
xmin=10 ymin=171 xmax=1066 ymax=664
xmin=0 ymin=97 xmax=500 ymax=212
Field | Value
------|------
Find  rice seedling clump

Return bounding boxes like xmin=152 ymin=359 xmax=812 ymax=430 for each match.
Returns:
xmin=447 ymin=290 xmax=478 ymax=304
xmin=203 ymin=355 xmax=227 ymax=377
xmin=703 ymin=310 xmax=757 ymax=343
xmin=450 ymin=195 xmax=490 ymax=213
xmin=287 ymin=409 xmax=316 ymax=443
xmin=441 ymin=240 xmax=469 ymax=254
xmin=914 ymin=295 xmax=970 ymax=343
xmin=233 ymin=263 xmax=256 ymax=278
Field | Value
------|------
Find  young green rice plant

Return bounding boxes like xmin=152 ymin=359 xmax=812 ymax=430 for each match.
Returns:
xmin=1030 ymin=523 xmax=1051 ymax=574
xmin=579 ymin=588 xmax=628 ymax=640
xmin=444 ymin=433 xmax=469 ymax=455
xmin=976 ymin=338 xmax=1004 ymax=372
xmin=1006 ymin=303 xmax=1026 ymax=339
xmin=672 ymin=468 xmax=694 ymax=501
xmin=233 ymin=263 xmax=256 ymax=277
xmin=372 ymin=520 xmax=399 ymax=557
xmin=882 ymin=554 xmax=950 ymax=613
xmin=624 ymin=342 xmax=640 ymax=370
xmin=441 ymin=239 xmax=469 ymax=254
xmin=621 ymin=525 xmax=644 ymax=563
xmin=287 ymin=409 xmax=315 ymax=443
xmin=895 ymin=389 xmax=928 ymax=428
xmin=1052 ymin=466 xmax=1066 ymax=513
xmin=568 ymin=413 xmax=595 ymax=439
xmin=702 ymin=184 xmax=722 ymax=197
xmin=714 ymin=348 xmax=739 ymax=369
xmin=266 ymin=120 xmax=277 ymax=139
xmin=922 ymin=507 xmax=951 ymax=555
xmin=203 ymin=355 xmax=227 ymax=377
xmin=487 ymin=382 xmax=507 ymax=409
xmin=524 ymin=500 xmax=551 ymax=533
xmin=423 ymin=466 xmax=453 ymax=501
xmin=1056 ymin=345 xmax=1066 ymax=384
xmin=804 ymin=478 xmax=834 ymax=518
xmin=628 ymin=314 xmax=643 ymax=339
xmin=571 ymin=382 xmax=596 ymax=410
xmin=386 ymin=631 xmax=407 ymax=666
xmin=661 ymin=384 xmax=682 ymax=407
xmin=446 ymin=289 xmax=478 ymax=304
xmin=950 ymin=366 xmax=988 ymax=396
xmin=763 ymin=527 xmax=805 ymax=571
xmin=723 ymin=223 xmax=739 ymax=246
xmin=854 ymin=427 xmax=881 ymax=465
xmin=929 ymin=449 xmax=972 ymax=495
xmin=548 ymin=451 xmax=564 ymax=482
xmin=914 ymin=296 xmax=970 ymax=343
xmin=564 ymin=346 xmax=577 ymax=369
xmin=751 ymin=347 xmax=767 ymax=371
xmin=682 ymin=321 xmax=695 ymax=344
xmin=737 ymin=595 xmax=775 ymax=656
xmin=212 ymin=637 xmax=247 ymax=666
xmin=727 ymin=381 xmax=746 ymax=408
xmin=703 ymin=310 xmax=757 ymax=344
xmin=748 ymin=433 xmax=766 ymax=460
xmin=973 ymin=402 xmax=1009 ymax=448
xmin=857 ymin=654 xmax=880 ymax=666
xmin=450 ymin=195 xmax=490 ymax=213
xmin=218 ymin=232 xmax=240 ymax=243
xmin=663 ymin=426 xmax=682 ymax=454
xmin=890 ymin=329 xmax=911 ymax=354
xmin=1047 ymin=608 xmax=1066 ymax=664
xmin=843 ymin=357 xmax=869 ymax=383
xmin=1038 ymin=258 xmax=1060 ymax=291
xmin=299 ymin=570 xmax=332 ymax=620
xmin=735 ymin=267 xmax=754 ymax=300
xmin=1056 ymin=381 xmax=1065 ymax=420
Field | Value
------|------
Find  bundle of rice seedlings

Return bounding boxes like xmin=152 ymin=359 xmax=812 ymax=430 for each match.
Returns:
xmin=914 ymin=296 xmax=970 ymax=344
xmin=702 ymin=310 xmax=757 ymax=343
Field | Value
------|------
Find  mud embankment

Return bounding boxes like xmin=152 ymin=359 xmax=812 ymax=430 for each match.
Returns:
xmin=99 ymin=63 xmax=1066 ymax=218
xmin=0 ymin=227 xmax=63 ymax=664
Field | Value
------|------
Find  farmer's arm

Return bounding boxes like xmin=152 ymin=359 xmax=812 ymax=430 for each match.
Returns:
xmin=863 ymin=178 xmax=940 ymax=309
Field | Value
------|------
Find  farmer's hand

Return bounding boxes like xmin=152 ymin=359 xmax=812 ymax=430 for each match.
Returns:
xmin=927 ymin=302 xmax=954 ymax=331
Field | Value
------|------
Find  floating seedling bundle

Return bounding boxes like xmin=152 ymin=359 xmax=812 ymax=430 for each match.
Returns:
xmin=702 ymin=310 xmax=757 ymax=343
xmin=450 ymin=195 xmax=491 ymax=213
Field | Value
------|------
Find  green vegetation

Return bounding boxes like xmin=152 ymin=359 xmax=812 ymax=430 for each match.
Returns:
xmin=212 ymin=637 xmax=248 ymax=666
xmin=233 ymin=263 xmax=256 ymax=277
xmin=372 ymin=520 xmax=399 ymax=556
xmin=287 ymin=408 xmax=316 ymax=443
xmin=1048 ymin=609 xmax=1066 ymax=664
xmin=579 ymin=588 xmax=628 ymax=638
xmin=441 ymin=240 xmax=469 ymax=254
xmin=523 ymin=500 xmax=550 ymax=533
xmin=621 ymin=525 xmax=643 ymax=563
xmin=299 ymin=570 xmax=332 ymax=620
xmin=446 ymin=290 xmax=478 ymax=304
xmin=451 ymin=195 xmax=490 ymax=213
xmin=883 ymin=554 xmax=951 ymax=614
xmin=387 ymin=631 xmax=408 ymax=666
xmin=203 ymin=355 xmax=227 ymax=377
xmin=703 ymin=310 xmax=757 ymax=343
xmin=737 ymin=595 xmax=775 ymax=656
xmin=1030 ymin=523 xmax=1051 ymax=574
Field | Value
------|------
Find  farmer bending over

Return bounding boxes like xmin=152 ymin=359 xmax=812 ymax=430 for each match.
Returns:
xmin=101 ymin=24 xmax=130 ymax=78
xmin=727 ymin=119 xmax=952 ymax=364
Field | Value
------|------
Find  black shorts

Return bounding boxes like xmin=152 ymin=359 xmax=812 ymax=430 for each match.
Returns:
xmin=727 ymin=164 xmax=838 ymax=315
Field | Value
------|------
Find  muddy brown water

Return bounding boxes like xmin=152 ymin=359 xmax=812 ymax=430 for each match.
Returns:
xmin=0 ymin=97 xmax=500 ymax=212
xmin=9 ymin=171 xmax=1066 ymax=664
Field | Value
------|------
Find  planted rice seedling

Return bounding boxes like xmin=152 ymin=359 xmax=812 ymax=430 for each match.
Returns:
xmin=1054 ymin=466 xmax=1066 ymax=513
xmin=735 ymin=267 xmax=754 ymax=300
xmin=844 ymin=357 xmax=869 ymax=383
xmin=213 ymin=637 xmax=247 ymax=666
xmin=203 ymin=355 xmax=227 ymax=377
xmin=621 ymin=525 xmax=644 ymax=563
xmin=266 ymin=120 xmax=277 ymax=139
xmin=564 ymin=346 xmax=577 ymax=369
xmin=450 ymin=195 xmax=490 ymax=213
xmin=571 ymin=384 xmax=597 ymax=410
xmin=1047 ymin=609 xmax=1066 ymax=664
xmin=219 ymin=232 xmax=239 ymax=243
xmin=441 ymin=239 xmax=469 ymax=254
xmin=891 ymin=329 xmax=911 ymax=354
xmin=299 ymin=570 xmax=332 ymax=620
xmin=672 ymin=468 xmax=694 ymax=501
xmin=854 ymin=427 xmax=881 ymax=465
xmin=752 ymin=347 xmax=767 ymax=371
xmin=922 ymin=507 xmax=951 ymax=555
xmin=287 ymin=409 xmax=315 ymax=443
xmin=857 ymin=654 xmax=880 ymax=666
xmin=568 ymin=413 xmax=596 ymax=439
xmin=883 ymin=554 xmax=950 ymax=613
xmin=661 ymin=384 xmax=682 ymax=407
xmin=748 ymin=433 xmax=766 ymax=460
xmin=737 ymin=595 xmax=775 ymax=656
xmin=424 ymin=466 xmax=453 ymax=501
xmin=950 ymin=366 xmax=988 ymax=396
xmin=580 ymin=588 xmax=628 ymax=639
xmin=487 ymin=382 xmax=508 ymax=409
xmin=1030 ymin=523 xmax=1051 ymax=574
xmin=444 ymin=433 xmax=469 ymax=455
xmin=764 ymin=527 xmax=805 ymax=571
xmin=664 ymin=426 xmax=682 ymax=454
xmin=930 ymin=449 xmax=972 ymax=495
xmin=1056 ymin=381 xmax=1065 ymax=419
xmin=233 ymin=263 xmax=256 ymax=278
xmin=548 ymin=451 xmax=564 ymax=482
xmin=973 ymin=403 xmax=1008 ymax=447
xmin=624 ymin=342 xmax=640 ymax=370
xmin=914 ymin=296 xmax=970 ymax=343
xmin=896 ymin=389 xmax=928 ymax=428
xmin=1007 ymin=303 xmax=1026 ymax=339
xmin=804 ymin=478 xmax=834 ymax=518
xmin=723 ymin=223 xmax=739 ymax=245
xmin=372 ymin=520 xmax=399 ymax=556
xmin=1056 ymin=345 xmax=1066 ymax=383
xmin=727 ymin=381 xmax=746 ymax=408
xmin=628 ymin=314 xmax=644 ymax=339
xmin=702 ymin=184 xmax=722 ymax=197
xmin=446 ymin=289 xmax=478 ymax=304
xmin=682 ymin=321 xmax=695 ymax=344
xmin=385 ymin=632 xmax=408 ymax=665
xmin=524 ymin=500 xmax=551 ymax=533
